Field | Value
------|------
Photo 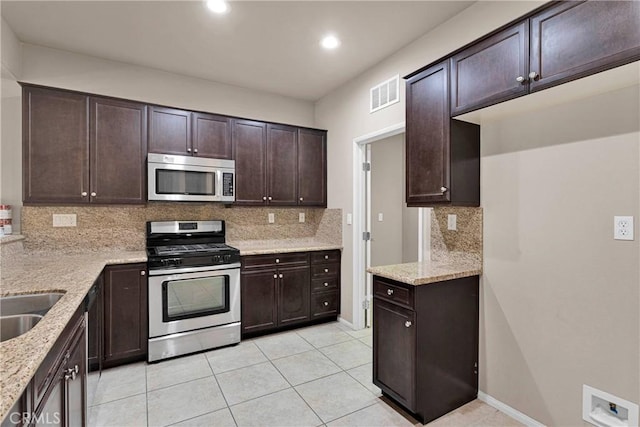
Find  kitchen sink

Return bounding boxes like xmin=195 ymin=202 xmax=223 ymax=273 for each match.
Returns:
xmin=0 ymin=292 xmax=65 ymax=317
xmin=0 ymin=314 xmax=44 ymax=342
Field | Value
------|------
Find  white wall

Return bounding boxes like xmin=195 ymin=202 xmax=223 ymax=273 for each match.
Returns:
xmin=1 ymin=18 xmax=22 ymax=78
xmin=480 ymin=86 xmax=639 ymax=426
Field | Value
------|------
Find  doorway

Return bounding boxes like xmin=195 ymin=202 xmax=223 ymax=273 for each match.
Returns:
xmin=351 ymin=123 xmax=429 ymax=330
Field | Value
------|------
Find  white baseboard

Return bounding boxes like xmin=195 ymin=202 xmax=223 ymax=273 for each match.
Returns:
xmin=337 ymin=316 xmax=356 ymax=331
xmin=478 ymin=391 xmax=546 ymax=427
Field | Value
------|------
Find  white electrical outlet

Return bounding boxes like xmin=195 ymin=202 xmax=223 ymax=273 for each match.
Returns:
xmin=52 ymin=214 xmax=77 ymax=227
xmin=614 ymin=216 xmax=634 ymax=240
xmin=447 ymin=214 xmax=457 ymax=231
xmin=378 ymin=213 xmax=384 ymax=222
xmin=299 ymin=212 xmax=305 ymax=223
xmin=268 ymin=213 xmax=275 ymax=224
xmin=346 ymin=213 xmax=352 ymax=225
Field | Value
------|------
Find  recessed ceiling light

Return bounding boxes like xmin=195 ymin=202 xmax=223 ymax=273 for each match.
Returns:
xmin=206 ymin=0 xmax=229 ymax=14
xmin=320 ymin=35 xmax=341 ymax=50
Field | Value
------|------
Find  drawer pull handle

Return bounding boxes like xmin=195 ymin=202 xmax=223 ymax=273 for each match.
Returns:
xmin=324 ymin=255 xmax=329 ymax=259
xmin=324 ymin=268 xmax=329 ymax=273
xmin=323 ymin=301 xmax=329 ymax=306
xmin=387 ymin=289 xmax=394 ymax=296
xmin=324 ymin=282 xmax=329 ymax=287
xmin=275 ymin=258 xmax=280 ymax=263
xmin=405 ymin=321 xmax=412 ymax=328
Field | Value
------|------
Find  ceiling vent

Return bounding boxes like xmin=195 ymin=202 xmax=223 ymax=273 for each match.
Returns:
xmin=370 ymin=75 xmax=399 ymax=113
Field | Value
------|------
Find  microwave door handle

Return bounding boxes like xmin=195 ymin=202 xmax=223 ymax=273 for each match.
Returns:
xmin=216 ymin=170 xmax=222 ymax=201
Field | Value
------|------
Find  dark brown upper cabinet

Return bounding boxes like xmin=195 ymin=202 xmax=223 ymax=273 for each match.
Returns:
xmin=297 ymin=128 xmax=327 ymax=207
xmin=234 ymin=120 xmax=327 ymax=207
xmin=149 ymin=106 xmax=232 ymax=159
xmin=450 ymin=21 xmax=529 ymax=116
xmin=23 ymin=86 xmax=89 ymax=204
xmin=529 ymin=1 xmax=640 ymax=92
xmin=406 ymin=61 xmax=480 ymax=207
xmin=23 ymin=85 xmax=147 ymax=205
xmin=448 ymin=0 xmax=640 ymax=116
xmin=267 ymin=124 xmax=298 ymax=206
xmin=90 ymin=97 xmax=147 ymax=204
xmin=233 ymin=119 xmax=268 ymax=205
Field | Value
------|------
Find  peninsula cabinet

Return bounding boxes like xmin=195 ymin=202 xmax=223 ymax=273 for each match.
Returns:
xmin=102 ymin=263 xmax=148 ymax=367
xmin=148 ymin=106 xmax=232 ymax=159
xmin=23 ymin=85 xmax=147 ymax=205
xmin=405 ymin=61 xmax=480 ymax=207
xmin=373 ymin=275 xmax=479 ymax=424
xmin=448 ymin=0 xmax=640 ymax=115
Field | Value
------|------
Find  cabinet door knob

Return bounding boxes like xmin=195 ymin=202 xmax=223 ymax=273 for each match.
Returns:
xmin=91 ymin=192 xmax=97 ymax=197
xmin=279 ymin=274 xmax=283 ymax=279
xmin=140 ymin=271 xmax=146 ymax=276
xmin=275 ymin=258 xmax=280 ymax=263
xmin=516 ymin=76 xmax=525 ymax=83
xmin=324 ymin=268 xmax=329 ymax=273
xmin=299 ymin=197 xmax=303 ymax=201
xmin=405 ymin=321 xmax=412 ymax=328
xmin=323 ymin=301 xmax=329 ymax=307
xmin=324 ymin=255 xmax=329 ymax=259
xmin=268 ymin=196 xmax=272 ymax=201
xmin=440 ymin=186 xmax=447 ymax=192
xmin=324 ymin=282 xmax=329 ymax=287
xmin=263 ymin=196 xmax=267 ymax=201
xmin=273 ymin=274 xmax=278 ymax=279
xmin=387 ymin=289 xmax=394 ymax=296
xmin=193 ymin=148 xmax=198 ymax=154
xmin=81 ymin=192 xmax=88 ymax=197
xmin=529 ymin=71 xmax=538 ymax=80
xmin=187 ymin=148 xmax=192 ymax=152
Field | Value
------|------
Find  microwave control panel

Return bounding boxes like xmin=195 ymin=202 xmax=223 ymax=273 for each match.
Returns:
xmin=222 ymin=173 xmax=234 ymax=196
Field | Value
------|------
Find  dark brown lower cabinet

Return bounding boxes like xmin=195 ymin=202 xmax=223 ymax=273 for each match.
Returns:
xmin=103 ymin=263 xmax=148 ymax=367
xmin=31 ymin=307 xmax=86 ymax=427
xmin=241 ymin=250 xmax=340 ymax=336
xmin=373 ymin=275 xmax=479 ymax=424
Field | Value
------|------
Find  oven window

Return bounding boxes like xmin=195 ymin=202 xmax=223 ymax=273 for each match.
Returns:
xmin=162 ymin=275 xmax=229 ymax=322
xmin=156 ymin=169 xmax=216 ymax=196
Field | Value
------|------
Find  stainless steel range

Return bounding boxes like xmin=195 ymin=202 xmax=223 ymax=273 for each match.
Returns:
xmin=146 ymin=220 xmax=241 ymax=362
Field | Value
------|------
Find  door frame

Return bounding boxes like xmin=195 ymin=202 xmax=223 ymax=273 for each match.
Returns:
xmin=351 ymin=121 xmax=427 ymax=330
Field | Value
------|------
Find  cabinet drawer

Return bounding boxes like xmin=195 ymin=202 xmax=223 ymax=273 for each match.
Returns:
xmin=311 ymin=291 xmax=339 ymax=317
xmin=311 ymin=277 xmax=339 ymax=292
xmin=311 ymin=263 xmax=339 ymax=279
xmin=373 ymin=278 xmax=414 ymax=309
xmin=310 ymin=250 xmax=341 ymax=265
xmin=242 ymin=252 xmax=309 ymax=270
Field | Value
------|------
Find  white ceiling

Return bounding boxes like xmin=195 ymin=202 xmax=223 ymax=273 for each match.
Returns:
xmin=1 ymin=1 xmax=474 ymax=101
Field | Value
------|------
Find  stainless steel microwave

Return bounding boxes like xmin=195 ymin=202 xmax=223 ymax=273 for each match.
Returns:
xmin=147 ymin=153 xmax=235 ymax=202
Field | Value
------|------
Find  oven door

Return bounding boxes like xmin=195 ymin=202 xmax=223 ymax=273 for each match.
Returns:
xmin=148 ymin=265 xmax=240 ymax=338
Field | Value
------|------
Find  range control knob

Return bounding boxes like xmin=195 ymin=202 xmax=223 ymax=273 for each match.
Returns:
xmin=212 ymin=255 xmax=222 ymax=263
xmin=223 ymin=254 xmax=232 ymax=263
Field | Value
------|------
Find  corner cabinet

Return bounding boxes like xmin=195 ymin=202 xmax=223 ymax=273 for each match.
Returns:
xmin=23 ymin=85 xmax=147 ymax=205
xmin=373 ymin=275 xmax=479 ymax=424
xmin=405 ymin=62 xmax=480 ymax=207
xmin=241 ymin=250 xmax=340 ymax=336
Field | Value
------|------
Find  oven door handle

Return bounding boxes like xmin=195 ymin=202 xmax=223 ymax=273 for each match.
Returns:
xmin=149 ymin=263 xmax=241 ymax=276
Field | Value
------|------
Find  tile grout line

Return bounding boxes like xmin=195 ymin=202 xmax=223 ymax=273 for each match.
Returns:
xmin=203 ymin=353 xmax=239 ymax=427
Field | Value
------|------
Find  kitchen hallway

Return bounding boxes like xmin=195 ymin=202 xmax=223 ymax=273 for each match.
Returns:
xmin=88 ymin=322 xmax=521 ymax=427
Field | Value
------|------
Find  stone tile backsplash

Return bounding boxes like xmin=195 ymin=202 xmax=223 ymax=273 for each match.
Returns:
xmin=21 ymin=204 xmax=341 ymax=252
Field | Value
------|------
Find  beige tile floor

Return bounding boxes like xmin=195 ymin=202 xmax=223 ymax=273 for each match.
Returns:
xmin=88 ymin=322 xmax=523 ymax=427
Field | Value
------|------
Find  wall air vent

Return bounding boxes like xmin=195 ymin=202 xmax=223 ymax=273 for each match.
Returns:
xmin=370 ymin=75 xmax=400 ymax=113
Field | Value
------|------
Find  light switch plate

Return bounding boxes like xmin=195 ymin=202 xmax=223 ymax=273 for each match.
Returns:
xmin=268 ymin=213 xmax=275 ymax=224
xmin=346 ymin=213 xmax=352 ymax=225
xmin=378 ymin=213 xmax=384 ymax=222
xmin=447 ymin=214 xmax=457 ymax=231
xmin=52 ymin=214 xmax=77 ymax=227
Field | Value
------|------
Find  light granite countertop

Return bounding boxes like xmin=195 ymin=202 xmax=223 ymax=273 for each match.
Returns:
xmin=367 ymin=253 xmax=482 ymax=286
xmin=0 ymin=250 xmax=146 ymax=421
xmin=229 ymin=238 xmax=342 ymax=255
